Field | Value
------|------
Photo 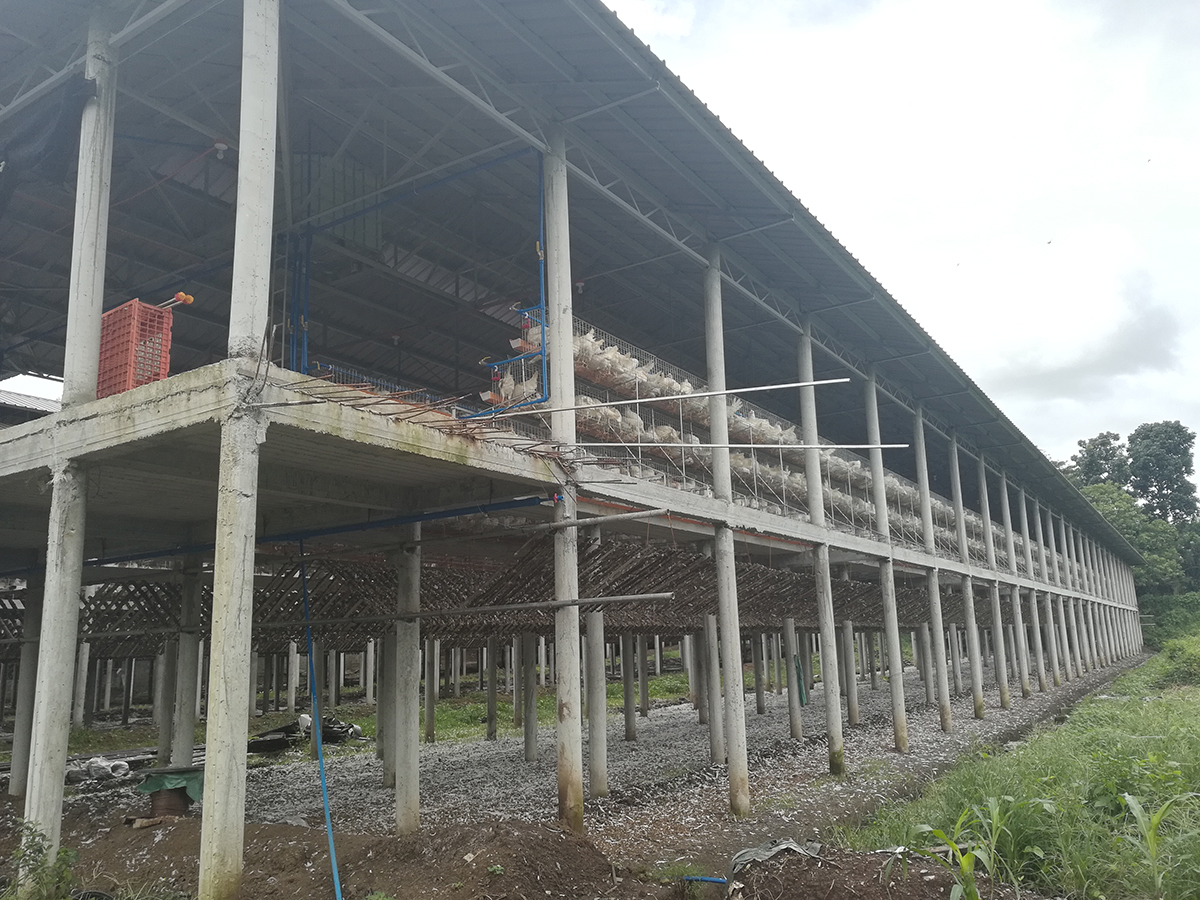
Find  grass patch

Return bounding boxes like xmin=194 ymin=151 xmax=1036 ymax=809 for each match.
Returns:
xmin=835 ymin=651 xmax=1200 ymax=900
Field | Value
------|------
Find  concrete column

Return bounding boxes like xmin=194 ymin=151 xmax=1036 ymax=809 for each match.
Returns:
xmin=1018 ymin=492 xmax=1049 ymax=692
xmin=801 ymin=325 xmax=844 ymax=774
xmin=585 ymin=612 xmax=607 ymax=796
xmin=873 ymin=633 xmax=883 ymax=691
xmin=365 ymin=640 xmax=375 ymax=705
xmin=379 ymin=635 xmax=395 ymax=779
xmin=248 ymin=652 xmax=259 ymax=717
xmin=702 ymin=614 xmax=724 ymax=763
xmin=538 ymin=638 xmax=547 ymax=687
xmin=286 ymin=641 xmax=298 ymax=713
xmin=544 ymin=123 xmax=584 ymax=832
xmin=751 ymin=634 xmax=766 ymax=715
xmin=841 ymin=621 xmax=860 ymax=725
xmin=782 ymin=617 xmax=803 ymax=740
xmin=1042 ymin=593 xmax=1061 ymax=685
xmin=693 ymin=631 xmax=708 ymax=723
xmin=73 ymin=643 xmax=92 ymax=728
xmin=522 ymin=632 xmax=537 ymax=762
xmin=486 ymin=638 xmax=498 ymax=741
xmin=637 ymin=633 xmax=649 ymax=717
xmin=20 ymin=10 xmax=119 ymax=830
xmin=1065 ymin=593 xmax=1084 ymax=678
xmin=25 ymin=461 xmax=88 ymax=857
xmin=9 ymin=579 xmax=42 ymax=797
xmin=988 ymin=583 xmax=1011 ymax=708
xmin=157 ymin=638 xmax=178 ymax=763
xmin=801 ymin=631 xmax=814 ymax=691
xmin=392 ymin=524 xmax=420 ymax=832
xmin=948 ymin=438 xmax=984 ymax=718
xmin=60 ymin=13 xmax=118 ymax=407
xmin=704 ymin=246 xmax=749 ymax=814
xmin=621 ymin=633 xmax=636 ymax=741
xmin=511 ymin=638 xmax=521 ymax=723
xmin=1055 ymin=595 xmax=1074 ymax=681
xmin=918 ymin=623 xmax=936 ymax=705
xmin=171 ymin=563 xmax=202 ymax=766
xmin=863 ymin=372 xmax=908 ymax=751
xmin=198 ymin=408 xmax=266 ymax=900
xmin=423 ymin=637 xmax=437 ymax=742
xmin=948 ymin=622 xmax=963 ymax=695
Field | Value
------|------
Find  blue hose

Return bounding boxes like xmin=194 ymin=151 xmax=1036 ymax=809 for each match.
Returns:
xmin=682 ymin=875 xmax=727 ymax=884
xmin=299 ymin=539 xmax=343 ymax=900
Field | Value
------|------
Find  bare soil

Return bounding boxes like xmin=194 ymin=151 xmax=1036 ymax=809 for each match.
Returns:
xmin=0 ymin=660 xmax=1135 ymax=899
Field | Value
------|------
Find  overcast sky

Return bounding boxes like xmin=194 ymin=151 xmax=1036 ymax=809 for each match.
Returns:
xmin=605 ymin=0 xmax=1200 ymax=463
xmin=5 ymin=1 xmax=1198 ymax=464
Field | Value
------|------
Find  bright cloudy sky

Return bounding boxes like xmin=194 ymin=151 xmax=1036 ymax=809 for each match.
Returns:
xmin=605 ymin=0 xmax=1200 ymax=463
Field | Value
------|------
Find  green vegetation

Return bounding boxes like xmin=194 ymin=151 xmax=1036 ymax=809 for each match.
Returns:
xmin=838 ymin=654 xmax=1200 ymax=900
xmin=2 ymin=822 xmax=77 ymax=900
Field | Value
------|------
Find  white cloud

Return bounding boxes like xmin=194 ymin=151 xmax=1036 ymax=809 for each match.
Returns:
xmin=606 ymin=0 xmax=1200 ymax=461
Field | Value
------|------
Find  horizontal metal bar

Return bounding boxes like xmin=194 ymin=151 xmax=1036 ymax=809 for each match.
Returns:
xmin=486 ymin=378 xmax=851 ymax=419
xmin=573 ymin=443 xmax=909 ymax=450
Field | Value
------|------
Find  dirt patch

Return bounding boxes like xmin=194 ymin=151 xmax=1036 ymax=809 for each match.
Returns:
xmin=3 ymin=803 xmax=668 ymax=900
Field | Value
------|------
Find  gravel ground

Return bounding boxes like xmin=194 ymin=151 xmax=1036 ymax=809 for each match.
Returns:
xmin=219 ymin=655 xmax=1141 ymax=869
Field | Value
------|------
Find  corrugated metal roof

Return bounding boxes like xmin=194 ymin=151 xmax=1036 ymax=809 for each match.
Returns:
xmin=0 ymin=0 xmax=1141 ymax=563
xmin=0 ymin=389 xmax=60 ymax=414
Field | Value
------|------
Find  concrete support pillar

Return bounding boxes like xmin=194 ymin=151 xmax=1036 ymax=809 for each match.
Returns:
xmin=196 ymin=0 xmax=279 ymax=888
xmin=512 ymin=637 xmax=522 ymax=724
xmin=248 ymin=652 xmax=259 ymax=717
xmin=1055 ymin=595 xmax=1074 ymax=681
xmin=988 ymin=583 xmax=1011 ymax=708
xmin=948 ymin=437 xmax=984 ymax=718
xmin=919 ymin=623 xmax=936 ymax=706
xmin=926 ymin=572 xmax=952 ymax=730
xmin=392 ymin=525 xmax=420 ymax=833
xmin=801 ymin=631 xmax=814 ymax=691
xmin=198 ymin=409 xmax=266 ymax=900
xmin=157 ymin=638 xmax=178 ymax=763
xmin=864 ymin=373 xmax=908 ymax=752
xmin=867 ymin=632 xmax=880 ymax=690
xmin=693 ymin=631 xmax=708 ymax=723
xmin=702 ymin=614 xmax=724 ymax=764
xmin=782 ymin=617 xmax=803 ymax=740
xmin=365 ymin=640 xmax=375 ymax=705
xmin=841 ymin=621 xmax=860 ymax=725
xmin=286 ymin=641 xmax=298 ymax=713
xmin=73 ymin=643 xmax=92 ymax=728
xmin=1064 ymin=594 xmax=1083 ymax=679
xmin=544 ymin=123 xmax=584 ymax=832
xmin=522 ymin=633 xmax=537 ymax=762
xmin=801 ymin=325 xmax=845 ymax=773
xmin=26 ymin=461 xmax=89 ymax=856
xmin=949 ymin=622 xmax=963 ymax=695
xmin=60 ymin=14 xmax=118 ymax=407
xmin=585 ymin=609 xmax=607 ymax=796
xmin=621 ymin=633 xmax=636 ymax=741
xmin=9 ymin=579 xmax=42 ymax=797
xmin=486 ymin=638 xmax=498 ymax=741
xmin=636 ymin=634 xmax=649 ymax=717
xmin=1043 ymin=593 xmax=1062 ymax=685
xmin=704 ymin=246 xmax=749 ymax=813
xmin=751 ymin=634 xmax=766 ymax=715
xmin=423 ymin=638 xmax=437 ymax=743
xmin=171 ymin=564 xmax=202 ymax=766
xmin=379 ymin=635 xmax=395 ymax=779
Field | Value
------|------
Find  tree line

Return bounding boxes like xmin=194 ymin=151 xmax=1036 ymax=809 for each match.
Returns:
xmin=1058 ymin=420 xmax=1200 ymax=641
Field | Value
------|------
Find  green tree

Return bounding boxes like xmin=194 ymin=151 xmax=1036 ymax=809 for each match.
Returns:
xmin=1081 ymin=482 xmax=1185 ymax=594
xmin=1064 ymin=431 xmax=1131 ymax=488
xmin=1128 ymin=421 xmax=1198 ymax=524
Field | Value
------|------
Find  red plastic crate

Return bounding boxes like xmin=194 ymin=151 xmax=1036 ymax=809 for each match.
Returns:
xmin=97 ymin=299 xmax=173 ymax=399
